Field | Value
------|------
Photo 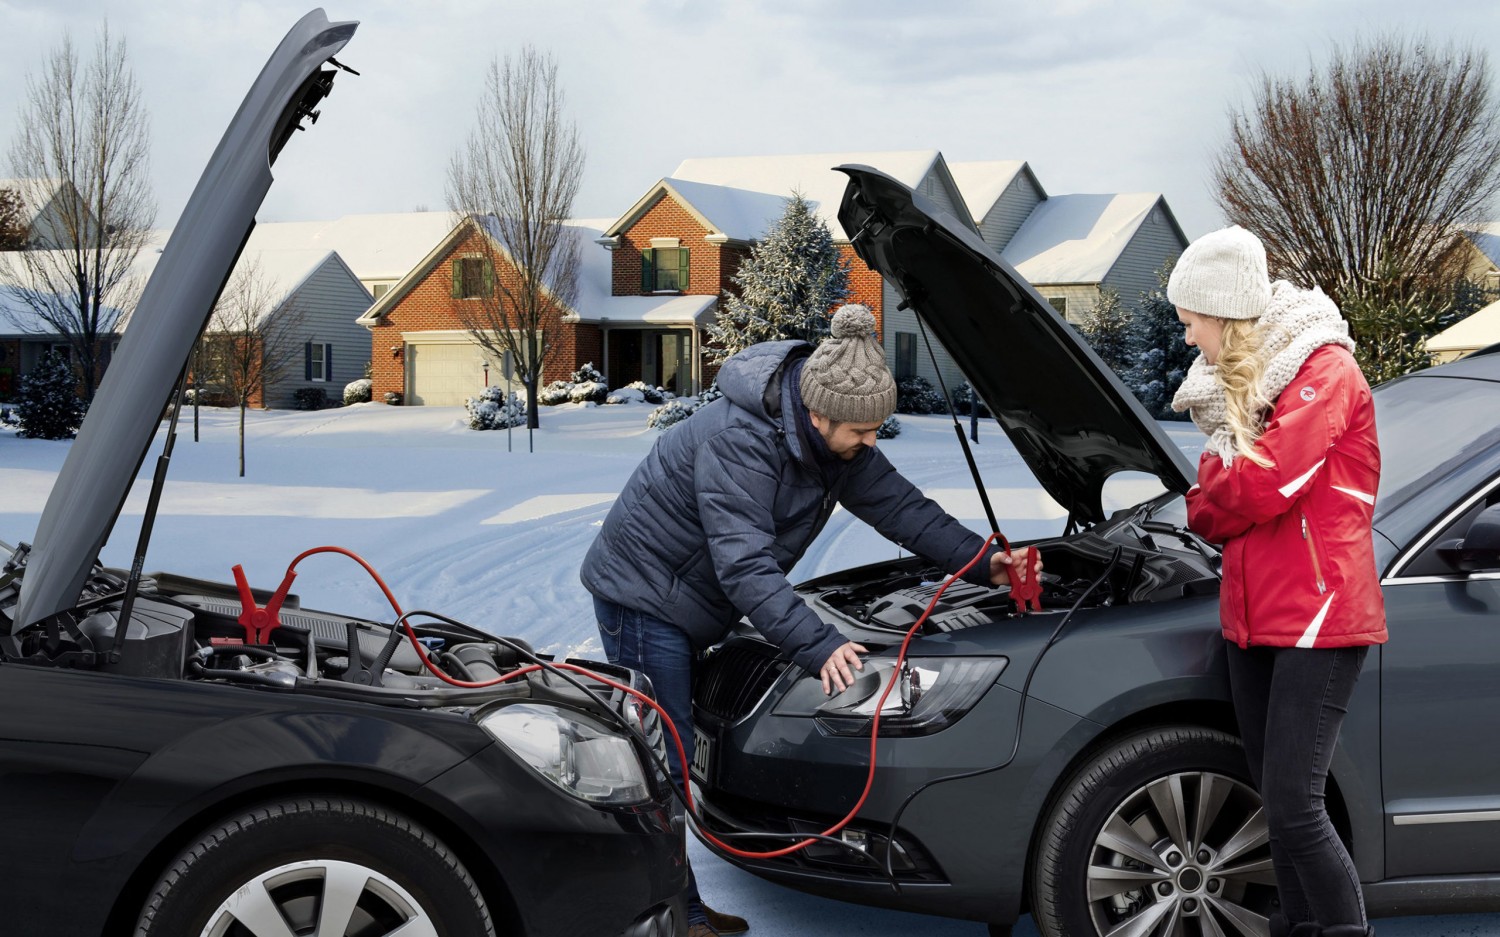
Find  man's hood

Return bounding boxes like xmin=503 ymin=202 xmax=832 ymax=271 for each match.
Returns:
xmin=716 ymin=339 xmax=809 ymax=425
xmin=836 ymin=164 xmax=1194 ymax=526
xmin=10 ymin=10 xmax=357 ymax=632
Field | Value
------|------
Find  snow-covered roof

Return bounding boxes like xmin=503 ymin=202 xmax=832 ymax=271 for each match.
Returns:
xmin=946 ymin=160 xmax=1031 ymax=222
xmin=1001 ymin=193 xmax=1166 ymax=284
xmin=0 ymin=283 xmax=132 ymax=336
xmin=616 ymin=150 xmax=944 ymax=242
xmin=248 ymin=211 xmax=455 ymax=282
xmin=1463 ymin=224 xmax=1500 ymax=269
xmin=1428 ymin=297 xmax=1500 ymax=353
xmin=568 ymin=218 xmax=715 ymax=325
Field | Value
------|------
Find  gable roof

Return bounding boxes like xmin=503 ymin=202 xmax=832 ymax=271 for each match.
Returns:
xmin=1462 ymin=224 xmax=1500 ymax=270
xmin=1001 ymin=193 xmax=1178 ymax=284
xmin=606 ymin=150 xmax=949 ymax=243
xmin=359 ymin=214 xmax=716 ymax=329
xmin=945 ymin=160 xmax=1038 ymax=221
xmin=1428 ymin=297 xmax=1500 ymax=354
xmin=248 ymin=211 xmax=455 ymax=282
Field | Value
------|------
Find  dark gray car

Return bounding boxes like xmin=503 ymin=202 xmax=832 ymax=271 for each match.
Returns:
xmin=690 ymin=165 xmax=1500 ymax=937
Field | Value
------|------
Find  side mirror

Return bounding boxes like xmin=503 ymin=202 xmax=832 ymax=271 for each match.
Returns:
xmin=1437 ymin=503 xmax=1500 ymax=572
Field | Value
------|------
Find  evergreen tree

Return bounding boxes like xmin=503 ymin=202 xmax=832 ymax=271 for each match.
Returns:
xmin=706 ymin=192 xmax=851 ymax=362
xmin=1126 ymin=261 xmax=1196 ymax=420
xmin=15 ymin=351 xmax=85 ymax=439
xmin=1079 ymin=286 xmax=1133 ymax=375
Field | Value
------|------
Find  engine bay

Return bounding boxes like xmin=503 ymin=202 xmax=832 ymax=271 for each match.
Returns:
xmin=0 ymin=541 xmax=637 ymax=709
xmin=804 ymin=514 xmax=1221 ymax=635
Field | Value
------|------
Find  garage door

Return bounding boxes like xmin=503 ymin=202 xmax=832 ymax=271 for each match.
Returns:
xmin=406 ymin=340 xmax=507 ymax=406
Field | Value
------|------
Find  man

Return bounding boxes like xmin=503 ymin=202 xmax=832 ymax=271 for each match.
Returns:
xmin=582 ymin=304 xmax=1038 ymax=937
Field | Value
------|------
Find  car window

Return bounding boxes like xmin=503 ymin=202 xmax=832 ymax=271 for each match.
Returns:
xmin=1374 ymin=375 xmax=1500 ymax=518
xmin=1398 ymin=482 xmax=1500 ymax=578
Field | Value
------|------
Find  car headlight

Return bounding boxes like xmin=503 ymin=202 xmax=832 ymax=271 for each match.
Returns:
xmin=772 ymin=657 xmax=1006 ymax=737
xmin=478 ymin=702 xmax=651 ymax=805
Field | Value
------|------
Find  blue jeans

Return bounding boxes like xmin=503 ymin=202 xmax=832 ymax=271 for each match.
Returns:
xmin=1226 ymin=642 xmax=1369 ymax=928
xmin=593 ymin=596 xmax=706 ymax=925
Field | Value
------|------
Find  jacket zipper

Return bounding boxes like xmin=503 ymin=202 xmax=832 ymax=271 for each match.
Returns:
xmin=1301 ymin=512 xmax=1326 ymax=595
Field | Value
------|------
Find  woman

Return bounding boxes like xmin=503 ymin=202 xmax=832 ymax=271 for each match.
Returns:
xmin=1169 ymin=225 xmax=1386 ymax=937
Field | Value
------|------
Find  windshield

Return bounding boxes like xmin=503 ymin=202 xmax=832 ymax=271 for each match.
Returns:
xmin=1373 ymin=373 xmax=1500 ymax=518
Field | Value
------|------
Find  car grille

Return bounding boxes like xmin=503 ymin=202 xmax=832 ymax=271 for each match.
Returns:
xmin=695 ymin=642 xmax=790 ymax=722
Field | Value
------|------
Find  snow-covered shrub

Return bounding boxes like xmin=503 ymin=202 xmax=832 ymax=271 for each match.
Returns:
xmin=569 ymin=380 xmax=607 ymax=405
xmin=293 ymin=387 xmax=328 ymax=410
xmin=15 ymin=352 xmax=85 ymax=440
xmin=570 ymin=362 xmax=605 ymax=385
xmin=465 ymin=385 xmax=525 ymax=430
xmin=876 ymin=415 xmax=901 ymax=439
xmin=617 ymin=381 xmax=664 ymax=404
xmin=343 ymin=378 xmax=372 ymax=405
xmin=539 ymin=379 xmax=573 ymax=406
xmin=896 ymin=376 xmax=945 ymax=414
xmin=697 ymin=382 xmax=723 ymax=406
xmin=951 ymin=380 xmax=989 ymax=417
xmin=384 ymin=390 xmax=403 ymax=405
xmin=647 ymin=398 xmax=699 ymax=430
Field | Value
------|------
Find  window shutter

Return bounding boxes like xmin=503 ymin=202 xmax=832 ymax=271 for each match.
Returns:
xmin=678 ymin=249 xmax=690 ymax=291
xmin=640 ymin=248 xmax=654 ymax=292
xmin=325 ymin=344 xmax=333 ymax=381
xmin=482 ymin=259 xmax=494 ymax=297
xmin=304 ymin=342 xmax=312 ymax=381
xmin=452 ymin=260 xmax=463 ymax=298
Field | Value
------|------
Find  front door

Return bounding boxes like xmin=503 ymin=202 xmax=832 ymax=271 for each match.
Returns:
xmin=1379 ymin=479 xmax=1500 ymax=875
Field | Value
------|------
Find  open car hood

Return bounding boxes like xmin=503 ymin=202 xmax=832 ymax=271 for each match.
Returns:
xmin=10 ymin=10 xmax=358 ymax=632
xmin=836 ymin=164 xmax=1195 ymax=525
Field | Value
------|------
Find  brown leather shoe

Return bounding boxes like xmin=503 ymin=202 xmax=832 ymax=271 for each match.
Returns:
xmin=703 ymin=904 xmax=748 ymax=935
xmin=686 ymin=924 xmax=720 ymax=937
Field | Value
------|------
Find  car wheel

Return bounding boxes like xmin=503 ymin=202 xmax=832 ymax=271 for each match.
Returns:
xmin=1031 ymin=727 xmax=1276 ymax=937
xmin=134 ymin=796 xmax=495 ymax=937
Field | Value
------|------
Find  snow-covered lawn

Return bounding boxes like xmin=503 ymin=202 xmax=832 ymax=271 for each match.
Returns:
xmin=3 ymin=402 xmax=1491 ymax=937
xmin=0 ymin=401 xmax=1195 ymax=660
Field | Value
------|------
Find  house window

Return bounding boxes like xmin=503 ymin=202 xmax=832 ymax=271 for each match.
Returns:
xmin=641 ymin=247 xmax=689 ymax=292
xmin=306 ymin=342 xmax=333 ymax=382
xmin=451 ymin=256 xmax=493 ymax=299
xmin=1047 ymin=297 xmax=1067 ymax=317
xmin=371 ymin=283 xmax=390 ymax=300
xmin=894 ymin=332 xmax=917 ymax=380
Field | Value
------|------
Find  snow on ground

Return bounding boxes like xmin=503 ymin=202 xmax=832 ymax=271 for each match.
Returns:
xmin=1 ymin=402 xmax=1493 ymax=937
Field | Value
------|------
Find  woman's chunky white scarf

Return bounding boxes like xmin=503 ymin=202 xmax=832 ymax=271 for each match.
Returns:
xmin=1171 ymin=281 xmax=1355 ymax=465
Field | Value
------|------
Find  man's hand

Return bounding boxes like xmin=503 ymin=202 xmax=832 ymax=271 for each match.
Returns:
xmin=990 ymin=548 xmax=1043 ymax=588
xmin=820 ymin=640 xmax=868 ymax=695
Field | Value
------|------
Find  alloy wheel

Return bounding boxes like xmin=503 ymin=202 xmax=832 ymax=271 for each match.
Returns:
xmin=201 ymin=857 xmax=439 ymax=937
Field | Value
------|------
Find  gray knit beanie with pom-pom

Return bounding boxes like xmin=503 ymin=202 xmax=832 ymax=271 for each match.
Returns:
xmin=798 ymin=304 xmax=897 ymax=423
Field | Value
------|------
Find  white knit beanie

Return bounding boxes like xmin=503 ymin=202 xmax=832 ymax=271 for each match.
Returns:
xmin=1167 ymin=225 xmax=1271 ymax=321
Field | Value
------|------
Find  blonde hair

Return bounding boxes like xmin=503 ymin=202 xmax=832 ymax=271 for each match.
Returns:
xmin=1215 ymin=318 xmax=1274 ymax=468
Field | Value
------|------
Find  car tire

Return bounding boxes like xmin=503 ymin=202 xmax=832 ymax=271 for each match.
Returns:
xmin=134 ymin=795 xmax=495 ymax=937
xmin=1030 ymin=726 xmax=1276 ymax=937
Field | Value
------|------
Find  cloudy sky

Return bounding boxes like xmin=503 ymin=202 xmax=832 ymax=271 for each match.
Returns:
xmin=5 ymin=0 xmax=1500 ymax=241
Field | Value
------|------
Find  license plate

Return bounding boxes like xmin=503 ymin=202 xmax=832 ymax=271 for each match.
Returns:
xmin=690 ymin=727 xmax=715 ymax=784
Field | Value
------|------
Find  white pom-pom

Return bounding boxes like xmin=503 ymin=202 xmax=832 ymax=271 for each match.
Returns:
xmin=830 ymin=304 xmax=875 ymax=339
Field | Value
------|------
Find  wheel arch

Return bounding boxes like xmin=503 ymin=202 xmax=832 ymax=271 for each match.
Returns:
xmin=1016 ymin=700 xmax=1354 ymax=919
xmin=100 ymin=776 xmax=524 ymax=936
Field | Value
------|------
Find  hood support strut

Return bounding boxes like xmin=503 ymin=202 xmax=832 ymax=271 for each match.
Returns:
xmin=912 ymin=303 xmax=1000 ymax=536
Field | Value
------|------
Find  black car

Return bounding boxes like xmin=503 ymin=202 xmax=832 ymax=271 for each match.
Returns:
xmin=0 ymin=11 xmax=684 ymax=937
xmin=690 ymin=166 xmax=1500 ymax=937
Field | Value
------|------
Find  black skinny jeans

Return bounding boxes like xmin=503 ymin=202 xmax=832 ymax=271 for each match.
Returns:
xmin=1225 ymin=642 xmax=1369 ymax=928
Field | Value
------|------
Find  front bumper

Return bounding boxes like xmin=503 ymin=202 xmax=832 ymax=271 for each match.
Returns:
xmin=692 ymin=642 xmax=1092 ymax=925
xmin=418 ymin=741 xmax=688 ymax=937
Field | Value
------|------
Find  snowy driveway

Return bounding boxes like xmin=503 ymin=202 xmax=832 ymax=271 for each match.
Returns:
xmin=2 ymin=402 xmax=1496 ymax=936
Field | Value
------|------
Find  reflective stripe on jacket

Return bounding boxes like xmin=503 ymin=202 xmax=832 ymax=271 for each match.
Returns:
xmin=1186 ymin=345 xmax=1387 ymax=648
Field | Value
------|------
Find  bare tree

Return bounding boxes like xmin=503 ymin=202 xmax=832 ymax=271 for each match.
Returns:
xmin=4 ymin=23 xmax=155 ymax=400
xmin=446 ymin=46 xmax=585 ymax=430
xmin=1213 ymin=36 xmax=1500 ymax=309
xmin=0 ymin=188 xmax=25 ymax=250
xmin=201 ymin=260 xmax=302 ymax=477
